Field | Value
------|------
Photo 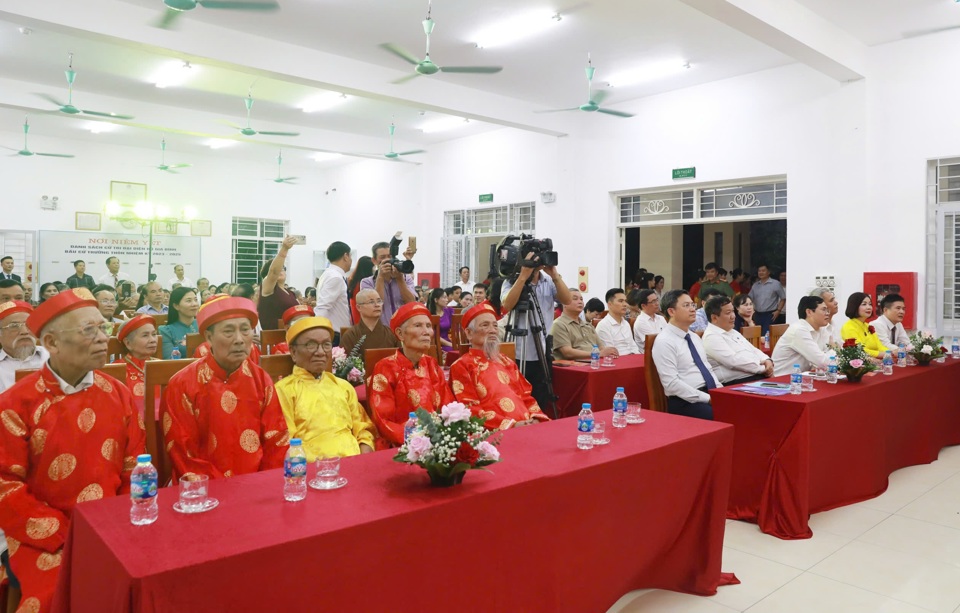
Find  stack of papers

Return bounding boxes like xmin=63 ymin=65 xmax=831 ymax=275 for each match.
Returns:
xmin=732 ymin=381 xmax=793 ymax=396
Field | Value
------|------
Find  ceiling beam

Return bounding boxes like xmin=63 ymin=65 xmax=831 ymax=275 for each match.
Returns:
xmin=677 ymin=0 xmax=867 ymax=82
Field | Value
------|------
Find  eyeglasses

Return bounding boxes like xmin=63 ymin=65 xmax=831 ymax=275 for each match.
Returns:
xmin=56 ymin=322 xmax=114 ymax=339
xmin=358 ymin=299 xmax=384 ymax=306
xmin=291 ymin=341 xmax=333 ymax=353
xmin=0 ymin=321 xmax=27 ymax=332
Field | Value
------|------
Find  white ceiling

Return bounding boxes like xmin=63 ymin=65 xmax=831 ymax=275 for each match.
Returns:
xmin=0 ymin=0 xmax=956 ymax=163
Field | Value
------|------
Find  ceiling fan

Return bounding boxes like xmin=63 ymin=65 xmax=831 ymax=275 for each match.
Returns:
xmin=536 ymin=54 xmax=634 ymax=118
xmin=223 ymin=94 xmax=300 ymax=137
xmin=155 ymin=139 xmax=191 ymax=173
xmin=356 ymin=123 xmax=425 ymax=161
xmin=36 ymin=53 xmax=135 ymax=121
xmin=154 ymin=0 xmax=280 ymax=30
xmin=2 ymin=118 xmax=74 ymax=159
xmin=380 ymin=0 xmax=503 ymax=84
xmin=272 ymin=151 xmax=297 ymax=184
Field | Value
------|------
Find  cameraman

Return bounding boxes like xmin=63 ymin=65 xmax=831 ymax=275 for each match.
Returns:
xmin=500 ymin=252 xmax=571 ymax=410
xmin=360 ymin=240 xmax=417 ymax=326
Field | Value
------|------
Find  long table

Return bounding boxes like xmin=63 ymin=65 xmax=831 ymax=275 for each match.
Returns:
xmin=53 ymin=411 xmax=735 ymax=613
xmin=552 ymin=354 xmax=648 ymax=418
xmin=712 ymin=359 xmax=960 ymax=540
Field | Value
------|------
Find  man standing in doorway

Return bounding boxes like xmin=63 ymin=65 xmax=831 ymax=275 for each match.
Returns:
xmin=748 ymin=264 xmax=785 ymax=334
xmin=314 ymin=241 xmax=353 ymax=345
xmin=455 ymin=267 xmax=473 ymax=294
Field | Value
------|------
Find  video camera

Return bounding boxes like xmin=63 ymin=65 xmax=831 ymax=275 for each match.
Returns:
xmin=387 ymin=233 xmax=415 ymax=275
xmin=492 ymin=234 xmax=558 ymax=278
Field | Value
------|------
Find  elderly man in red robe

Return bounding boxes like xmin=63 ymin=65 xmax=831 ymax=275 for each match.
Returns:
xmin=0 ymin=289 xmax=145 ymax=613
xmin=450 ymin=304 xmax=549 ymax=430
xmin=190 ymin=295 xmax=264 ymax=363
xmin=163 ymin=296 xmax=288 ymax=481
xmin=368 ymin=302 xmax=453 ymax=446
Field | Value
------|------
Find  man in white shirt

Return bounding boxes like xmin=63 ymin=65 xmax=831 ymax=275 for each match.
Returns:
xmin=136 ymin=281 xmax=168 ymax=315
xmin=96 ymin=256 xmax=133 ymax=286
xmin=167 ymin=264 xmax=194 ymax=289
xmin=0 ymin=300 xmax=48 ymax=392
xmin=314 ymin=241 xmax=353 ymax=345
xmin=873 ymin=293 xmax=910 ymax=349
xmin=455 ymin=266 xmax=473 ymax=294
xmin=596 ymin=288 xmax=641 ymax=356
xmin=809 ymin=287 xmax=840 ymax=347
xmin=771 ymin=295 xmax=831 ymax=376
xmin=702 ymin=295 xmax=773 ymax=384
xmin=651 ymin=290 xmax=721 ymax=420
xmin=633 ymin=289 xmax=666 ymax=351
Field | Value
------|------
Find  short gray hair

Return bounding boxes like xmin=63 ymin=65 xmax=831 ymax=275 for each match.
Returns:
xmin=809 ymin=287 xmax=834 ymax=299
xmin=356 ymin=288 xmax=379 ymax=304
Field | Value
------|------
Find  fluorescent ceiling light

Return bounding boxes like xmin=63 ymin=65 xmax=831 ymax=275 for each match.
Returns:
xmin=472 ymin=9 xmax=562 ymax=48
xmin=205 ymin=138 xmax=236 ymax=149
xmin=606 ymin=60 xmax=691 ymax=87
xmin=151 ymin=60 xmax=197 ymax=89
xmin=420 ymin=116 xmax=469 ymax=134
xmin=85 ymin=122 xmax=117 ymax=134
xmin=312 ymin=152 xmax=342 ymax=162
xmin=299 ymin=92 xmax=348 ymax=113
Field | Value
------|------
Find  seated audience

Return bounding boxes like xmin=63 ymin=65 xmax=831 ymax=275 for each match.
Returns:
xmin=136 ymin=282 xmax=168 ymax=315
xmin=427 ymin=288 xmax=455 ymax=352
xmin=158 ymin=287 xmax=200 ymax=359
xmin=809 ymin=287 xmax=840 ymax=346
xmin=368 ymin=303 xmax=453 ymax=447
xmin=112 ymin=314 xmax=159 ymax=417
xmin=632 ymin=289 xmax=666 ymax=351
xmin=447 ymin=286 xmax=462 ymax=307
xmin=275 ymin=316 xmax=375 ymax=461
xmin=702 ymin=295 xmax=773 ymax=384
xmin=38 ymin=283 xmax=59 ymax=304
xmin=771 ymin=296 xmax=831 ymax=375
xmin=651 ymin=290 xmax=722 ymax=420
xmin=340 ymin=289 xmax=401 ymax=359
xmin=0 ymin=301 xmax=48 ymax=393
xmin=653 ymin=275 xmax=665 ymax=298
xmin=473 ymin=283 xmax=487 ymax=306
xmin=459 ymin=292 xmax=474 ymax=309
xmin=0 ymin=279 xmax=25 ymax=303
xmin=691 ymin=288 xmax=723 ymax=333
xmin=732 ymin=294 xmax=756 ymax=331
xmin=840 ymin=292 xmax=892 ymax=358
xmin=584 ymin=297 xmax=605 ymax=324
xmin=163 ymin=296 xmax=289 ymax=481
xmin=595 ymin=288 xmax=640 ymax=355
xmin=450 ymin=304 xmax=549 ymax=429
xmin=625 ymin=289 xmax=642 ymax=321
xmin=92 ymin=284 xmax=123 ymax=324
xmin=0 ymin=289 xmax=144 ymax=612
xmin=872 ymin=293 xmax=909 ymax=349
xmin=550 ymin=289 xmax=617 ymax=360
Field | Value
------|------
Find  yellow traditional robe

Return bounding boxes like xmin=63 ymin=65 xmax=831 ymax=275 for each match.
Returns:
xmin=274 ymin=366 xmax=376 ymax=461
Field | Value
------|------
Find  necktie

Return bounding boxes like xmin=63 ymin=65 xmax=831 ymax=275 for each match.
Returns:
xmin=685 ymin=333 xmax=717 ymax=391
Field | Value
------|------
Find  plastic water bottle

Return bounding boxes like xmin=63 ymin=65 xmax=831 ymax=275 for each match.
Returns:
xmin=283 ymin=438 xmax=307 ymax=502
xmin=576 ymin=404 xmax=595 ymax=450
xmin=826 ymin=356 xmax=838 ymax=384
xmin=897 ymin=342 xmax=907 ymax=368
xmin=952 ymin=338 xmax=959 ymax=359
xmin=590 ymin=344 xmax=600 ymax=370
xmin=763 ymin=332 xmax=770 ymax=350
xmin=790 ymin=364 xmax=802 ymax=395
xmin=130 ymin=454 xmax=158 ymax=526
xmin=882 ymin=350 xmax=894 ymax=376
xmin=171 ymin=345 xmax=181 ymax=360
xmin=612 ymin=387 xmax=628 ymax=428
xmin=403 ymin=412 xmax=418 ymax=443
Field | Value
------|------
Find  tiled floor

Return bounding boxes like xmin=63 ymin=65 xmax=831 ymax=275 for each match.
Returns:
xmin=607 ymin=445 xmax=960 ymax=613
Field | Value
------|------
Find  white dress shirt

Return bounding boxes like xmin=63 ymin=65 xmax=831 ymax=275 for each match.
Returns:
xmin=651 ymin=323 xmax=722 ymax=404
xmin=456 ymin=280 xmax=474 ymax=294
xmin=872 ymin=314 xmax=909 ymax=348
xmin=595 ymin=314 xmax=640 ymax=355
xmin=97 ymin=271 xmax=132 ymax=285
xmin=633 ymin=311 xmax=667 ymax=351
xmin=168 ymin=276 xmax=195 ymax=289
xmin=45 ymin=360 xmax=95 ymax=394
xmin=816 ymin=320 xmax=839 ymax=348
xmin=314 ymin=265 xmax=351 ymax=331
xmin=0 ymin=345 xmax=49 ymax=393
xmin=771 ymin=319 xmax=829 ymax=376
xmin=702 ymin=323 xmax=770 ymax=383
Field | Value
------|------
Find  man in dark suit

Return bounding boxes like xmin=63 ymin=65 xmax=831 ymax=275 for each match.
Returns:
xmin=0 ymin=256 xmax=20 ymax=282
xmin=65 ymin=259 xmax=96 ymax=290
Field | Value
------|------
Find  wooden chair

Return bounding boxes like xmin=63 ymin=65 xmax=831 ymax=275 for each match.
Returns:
xmin=15 ymin=363 xmax=127 ymax=382
xmin=260 ymin=329 xmax=287 ymax=355
xmin=144 ymin=359 xmax=196 ymax=486
xmin=260 ymin=354 xmax=295 ymax=382
xmin=450 ymin=313 xmax=465 ymax=347
xmin=185 ymin=333 xmax=202 ymax=358
xmin=151 ymin=314 xmax=168 ymax=326
xmin=429 ymin=314 xmax=444 ymax=355
xmin=591 ymin=311 xmax=608 ymax=328
xmin=741 ymin=325 xmax=761 ymax=349
xmin=277 ymin=318 xmax=285 ymax=330
xmin=769 ymin=323 xmax=789 ymax=352
xmin=643 ymin=334 xmax=667 ymax=412
xmin=122 ymin=309 xmax=136 ymax=319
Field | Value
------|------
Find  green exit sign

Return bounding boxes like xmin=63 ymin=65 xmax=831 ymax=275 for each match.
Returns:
xmin=672 ymin=167 xmax=696 ymax=180
xmin=479 ymin=193 xmax=494 ymax=203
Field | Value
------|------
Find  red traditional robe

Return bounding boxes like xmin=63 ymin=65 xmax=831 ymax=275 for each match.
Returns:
xmin=368 ymin=350 xmax=454 ymax=446
xmin=193 ymin=341 xmax=262 ymax=362
xmin=450 ymin=348 xmax=549 ymax=430
xmin=162 ymin=354 xmax=289 ymax=481
xmin=111 ymin=355 xmax=161 ymax=421
xmin=0 ymin=366 xmax=144 ymax=613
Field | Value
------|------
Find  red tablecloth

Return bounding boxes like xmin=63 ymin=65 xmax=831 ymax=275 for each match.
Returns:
xmin=552 ymin=354 xmax=648 ymax=418
xmin=53 ymin=411 xmax=735 ymax=613
xmin=712 ymin=360 xmax=960 ymax=540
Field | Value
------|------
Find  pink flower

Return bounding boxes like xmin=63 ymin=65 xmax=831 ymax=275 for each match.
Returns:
xmin=440 ymin=402 xmax=472 ymax=426
xmin=406 ymin=435 xmax=432 ymax=462
xmin=921 ymin=345 xmax=933 ymax=355
xmin=477 ymin=441 xmax=500 ymax=462
xmin=849 ymin=359 xmax=864 ymax=368
xmin=331 ymin=346 xmax=346 ymax=360
xmin=348 ymin=367 xmax=363 ymax=381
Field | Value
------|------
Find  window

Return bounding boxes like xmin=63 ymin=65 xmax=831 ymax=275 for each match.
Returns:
xmin=930 ymin=158 xmax=960 ymax=333
xmin=231 ymin=217 xmax=288 ymax=285
xmin=617 ymin=178 xmax=787 ymax=226
xmin=442 ymin=203 xmax=536 ymax=286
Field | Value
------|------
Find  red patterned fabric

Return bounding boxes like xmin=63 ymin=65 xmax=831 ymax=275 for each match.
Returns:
xmin=0 ymin=365 xmax=144 ymax=613
xmin=162 ymin=354 xmax=289 ymax=481
xmin=449 ymin=348 xmax=549 ymax=429
xmin=368 ymin=350 xmax=453 ymax=446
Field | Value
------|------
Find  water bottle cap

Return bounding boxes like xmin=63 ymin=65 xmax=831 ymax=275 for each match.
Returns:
xmin=290 ymin=438 xmax=301 ymax=446
xmin=616 ymin=387 xmax=624 ymax=392
xmin=582 ymin=403 xmax=591 ymax=409
xmin=793 ymin=364 xmax=800 ymax=368
xmin=137 ymin=453 xmax=151 ymax=463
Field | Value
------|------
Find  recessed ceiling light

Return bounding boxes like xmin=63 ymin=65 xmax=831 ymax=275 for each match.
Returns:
xmin=312 ymin=152 xmax=342 ymax=162
xmin=472 ymin=10 xmax=562 ymax=49
xmin=299 ymin=92 xmax=348 ymax=113
xmin=606 ymin=60 xmax=691 ymax=87
xmin=18 ymin=26 xmax=32 ymax=35
xmin=151 ymin=60 xmax=197 ymax=89
xmin=205 ymin=139 xmax=236 ymax=149
xmin=420 ymin=116 xmax=470 ymax=134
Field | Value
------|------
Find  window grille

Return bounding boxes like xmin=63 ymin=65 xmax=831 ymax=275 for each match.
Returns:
xmin=231 ymin=217 xmax=288 ymax=285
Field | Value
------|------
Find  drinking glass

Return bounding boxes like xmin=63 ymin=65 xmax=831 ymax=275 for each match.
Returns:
xmin=179 ymin=474 xmax=209 ymax=512
xmin=593 ymin=419 xmax=610 ymax=445
xmin=316 ymin=456 xmax=341 ymax=487
xmin=801 ymin=373 xmax=816 ymax=392
xmin=601 ymin=355 xmax=615 ymax=367
xmin=626 ymin=402 xmax=645 ymax=424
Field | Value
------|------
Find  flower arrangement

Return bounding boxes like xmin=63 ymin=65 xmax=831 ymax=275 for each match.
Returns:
xmin=833 ymin=338 xmax=879 ymax=381
xmin=331 ymin=339 xmax=365 ymax=386
xmin=394 ymin=404 xmax=503 ymax=486
xmin=907 ymin=331 xmax=946 ymax=364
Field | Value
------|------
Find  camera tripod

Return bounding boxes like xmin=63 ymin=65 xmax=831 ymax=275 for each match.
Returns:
xmin=503 ymin=277 xmax=559 ymax=420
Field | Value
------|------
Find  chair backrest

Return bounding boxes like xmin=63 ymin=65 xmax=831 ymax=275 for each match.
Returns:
xmin=145 ymin=358 xmax=196 ymax=486
xmin=277 ymin=318 xmax=285 ymax=330
xmin=185 ymin=333 xmax=202 ymax=358
xmin=769 ymin=323 xmax=789 ymax=352
xmin=15 ymin=363 xmax=128 ymax=382
xmin=643 ymin=334 xmax=667 ymax=412
xmin=122 ymin=309 xmax=136 ymax=319
xmin=591 ymin=311 xmax=608 ymax=328
xmin=741 ymin=325 xmax=761 ymax=349
xmin=151 ymin=314 xmax=168 ymax=326
xmin=450 ymin=313 xmax=464 ymax=347
xmin=260 ymin=329 xmax=287 ymax=355
xmin=260 ymin=354 xmax=295 ymax=382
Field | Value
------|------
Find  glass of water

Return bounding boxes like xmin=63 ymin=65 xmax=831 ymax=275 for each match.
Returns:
xmin=801 ymin=373 xmax=816 ymax=392
xmin=593 ymin=419 xmax=610 ymax=445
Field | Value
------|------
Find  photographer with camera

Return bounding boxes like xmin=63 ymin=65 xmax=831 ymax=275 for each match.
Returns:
xmin=360 ymin=235 xmax=417 ymax=326
xmin=500 ymin=242 xmax=571 ymax=411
